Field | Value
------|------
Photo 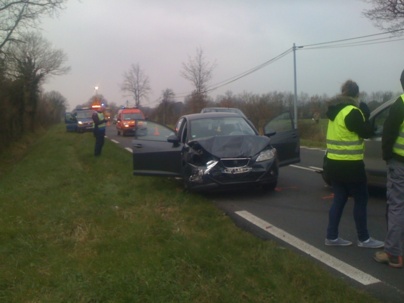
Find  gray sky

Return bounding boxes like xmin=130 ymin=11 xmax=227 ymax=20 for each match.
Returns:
xmin=40 ymin=0 xmax=404 ymax=110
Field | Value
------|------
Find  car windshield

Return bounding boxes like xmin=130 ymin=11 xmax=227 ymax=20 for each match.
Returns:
xmin=190 ymin=116 xmax=256 ymax=139
xmin=76 ymin=110 xmax=93 ymax=119
xmin=123 ymin=113 xmax=143 ymax=120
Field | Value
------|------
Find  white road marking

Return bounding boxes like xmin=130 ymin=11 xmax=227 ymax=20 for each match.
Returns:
xmin=235 ymin=210 xmax=380 ymax=286
xmin=110 ymin=139 xmax=119 ymax=144
xmin=125 ymin=147 xmax=132 ymax=153
xmin=300 ymin=146 xmax=326 ymax=151
xmin=308 ymin=166 xmax=323 ymax=171
xmin=290 ymin=164 xmax=318 ymax=172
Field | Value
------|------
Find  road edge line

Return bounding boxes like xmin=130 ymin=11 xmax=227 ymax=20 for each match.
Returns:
xmin=235 ymin=210 xmax=380 ymax=286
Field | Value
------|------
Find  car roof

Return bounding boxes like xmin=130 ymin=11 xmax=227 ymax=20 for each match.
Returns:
xmin=201 ymin=107 xmax=246 ymax=117
xmin=182 ymin=112 xmax=243 ymax=120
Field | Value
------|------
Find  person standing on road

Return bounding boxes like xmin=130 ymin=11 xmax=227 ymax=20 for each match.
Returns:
xmin=324 ymin=80 xmax=384 ymax=249
xmin=374 ymin=70 xmax=404 ymax=268
xmin=92 ymin=104 xmax=107 ymax=156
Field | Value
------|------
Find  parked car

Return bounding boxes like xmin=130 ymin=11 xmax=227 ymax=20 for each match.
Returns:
xmin=201 ymin=107 xmax=247 ymax=118
xmin=116 ymin=107 xmax=145 ymax=136
xmin=132 ymin=112 xmax=300 ymax=192
xmin=321 ymin=96 xmax=398 ymax=188
xmin=65 ymin=109 xmax=95 ymax=133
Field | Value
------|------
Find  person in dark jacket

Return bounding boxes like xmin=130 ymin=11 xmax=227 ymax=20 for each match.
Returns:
xmin=374 ymin=70 xmax=404 ymax=268
xmin=325 ymin=80 xmax=384 ymax=248
xmin=92 ymin=105 xmax=107 ymax=156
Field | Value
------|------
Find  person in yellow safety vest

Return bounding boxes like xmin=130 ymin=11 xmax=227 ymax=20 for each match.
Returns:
xmin=374 ymin=69 xmax=404 ymax=268
xmin=92 ymin=104 xmax=107 ymax=156
xmin=324 ymin=80 xmax=384 ymax=249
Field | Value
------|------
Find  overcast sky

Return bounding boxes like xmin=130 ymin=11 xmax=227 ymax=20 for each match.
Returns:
xmin=40 ymin=0 xmax=404 ymax=110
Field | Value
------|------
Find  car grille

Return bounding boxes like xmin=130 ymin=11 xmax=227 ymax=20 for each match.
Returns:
xmin=220 ymin=158 xmax=250 ymax=167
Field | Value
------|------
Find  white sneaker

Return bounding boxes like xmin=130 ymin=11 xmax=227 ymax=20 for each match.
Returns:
xmin=357 ymin=237 xmax=384 ymax=249
xmin=325 ymin=237 xmax=352 ymax=246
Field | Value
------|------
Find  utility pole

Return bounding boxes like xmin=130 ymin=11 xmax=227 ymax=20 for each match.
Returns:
xmin=293 ymin=43 xmax=303 ymax=129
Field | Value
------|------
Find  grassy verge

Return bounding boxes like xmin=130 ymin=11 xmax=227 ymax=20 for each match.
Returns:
xmin=0 ymin=124 xmax=378 ymax=303
xmin=299 ymin=119 xmax=327 ymax=149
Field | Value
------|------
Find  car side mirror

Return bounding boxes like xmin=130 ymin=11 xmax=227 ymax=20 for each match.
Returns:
xmin=264 ymin=129 xmax=277 ymax=137
xmin=167 ymin=134 xmax=180 ymax=146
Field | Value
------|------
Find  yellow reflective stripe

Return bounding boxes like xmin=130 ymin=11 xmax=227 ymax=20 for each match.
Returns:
xmin=327 ymin=149 xmax=363 ymax=155
xmin=326 ymin=139 xmax=363 ymax=146
xmin=394 ymin=143 xmax=404 ymax=149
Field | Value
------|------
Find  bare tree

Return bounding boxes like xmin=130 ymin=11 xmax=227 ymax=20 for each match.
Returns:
xmin=161 ymin=88 xmax=175 ymax=124
xmin=181 ymin=47 xmax=216 ymax=113
xmin=363 ymin=0 xmax=404 ymax=31
xmin=8 ymin=32 xmax=70 ymax=131
xmin=0 ymin=0 xmax=67 ymax=52
xmin=121 ymin=63 xmax=151 ymax=107
xmin=38 ymin=90 xmax=67 ymax=124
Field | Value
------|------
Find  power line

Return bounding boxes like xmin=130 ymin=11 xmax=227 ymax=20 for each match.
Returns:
xmin=154 ymin=28 xmax=404 ymax=103
xmin=302 ymin=36 xmax=404 ymax=50
xmin=206 ymin=48 xmax=293 ymax=93
xmin=300 ymin=28 xmax=404 ymax=48
xmin=204 ymin=28 xmax=404 ymax=95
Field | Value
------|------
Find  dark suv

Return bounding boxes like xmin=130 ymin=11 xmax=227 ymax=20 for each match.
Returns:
xmin=65 ymin=109 xmax=95 ymax=133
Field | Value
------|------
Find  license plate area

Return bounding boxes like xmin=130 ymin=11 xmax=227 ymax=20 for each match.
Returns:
xmin=223 ymin=167 xmax=252 ymax=174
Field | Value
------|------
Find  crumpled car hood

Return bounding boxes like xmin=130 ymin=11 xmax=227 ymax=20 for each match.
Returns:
xmin=188 ymin=135 xmax=271 ymax=158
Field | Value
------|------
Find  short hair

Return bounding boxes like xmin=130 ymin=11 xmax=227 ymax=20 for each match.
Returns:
xmin=340 ymin=80 xmax=359 ymax=98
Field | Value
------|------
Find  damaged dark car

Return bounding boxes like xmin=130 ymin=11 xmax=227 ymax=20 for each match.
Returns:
xmin=132 ymin=112 xmax=300 ymax=192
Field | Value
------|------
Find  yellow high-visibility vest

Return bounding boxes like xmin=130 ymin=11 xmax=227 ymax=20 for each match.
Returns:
xmin=392 ymin=94 xmax=404 ymax=157
xmin=326 ymin=105 xmax=364 ymax=160
xmin=96 ymin=112 xmax=106 ymax=129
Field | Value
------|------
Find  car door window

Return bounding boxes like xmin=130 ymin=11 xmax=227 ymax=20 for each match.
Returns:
xmin=372 ymin=107 xmax=390 ymax=137
xmin=134 ymin=121 xmax=174 ymax=141
xmin=65 ymin=112 xmax=75 ymax=123
xmin=263 ymin=111 xmax=300 ymax=166
xmin=264 ymin=112 xmax=294 ymax=133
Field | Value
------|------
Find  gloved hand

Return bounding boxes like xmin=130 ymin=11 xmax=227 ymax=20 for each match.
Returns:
xmin=359 ymin=102 xmax=370 ymax=120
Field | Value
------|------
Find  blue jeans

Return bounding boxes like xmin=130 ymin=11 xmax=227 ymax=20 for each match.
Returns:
xmin=94 ymin=127 xmax=106 ymax=156
xmin=326 ymin=180 xmax=369 ymax=242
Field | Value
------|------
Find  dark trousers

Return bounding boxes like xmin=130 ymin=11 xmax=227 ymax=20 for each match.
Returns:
xmin=385 ymin=159 xmax=404 ymax=256
xmin=326 ymin=180 xmax=370 ymax=242
xmin=94 ymin=128 xmax=106 ymax=156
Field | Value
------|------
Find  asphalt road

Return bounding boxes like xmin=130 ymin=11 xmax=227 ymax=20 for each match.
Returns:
xmin=105 ymin=125 xmax=404 ymax=303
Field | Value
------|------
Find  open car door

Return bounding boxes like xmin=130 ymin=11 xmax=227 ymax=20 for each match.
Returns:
xmin=65 ymin=112 xmax=77 ymax=132
xmin=132 ymin=121 xmax=183 ymax=177
xmin=263 ymin=112 xmax=300 ymax=167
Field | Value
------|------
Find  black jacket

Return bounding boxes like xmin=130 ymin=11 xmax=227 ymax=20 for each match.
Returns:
xmin=325 ymin=96 xmax=373 ymax=183
xmin=382 ymin=96 xmax=404 ymax=162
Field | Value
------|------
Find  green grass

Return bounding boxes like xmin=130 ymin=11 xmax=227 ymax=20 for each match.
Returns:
xmin=0 ymin=124 xmax=379 ymax=303
xmin=299 ymin=119 xmax=327 ymax=148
